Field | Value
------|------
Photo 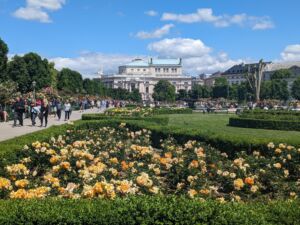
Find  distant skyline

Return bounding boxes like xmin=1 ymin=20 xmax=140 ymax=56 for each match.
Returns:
xmin=0 ymin=0 xmax=300 ymax=77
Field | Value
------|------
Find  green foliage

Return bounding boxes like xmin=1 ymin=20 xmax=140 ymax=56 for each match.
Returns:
xmin=230 ymin=110 xmax=300 ymax=131
xmin=189 ymin=85 xmax=212 ymax=100
xmin=176 ymin=89 xmax=189 ymax=100
xmin=57 ymin=68 xmax=83 ymax=93
xmin=271 ymin=69 xmax=291 ymax=80
xmin=229 ymin=117 xmax=300 ymax=131
xmin=129 ymin=88 xmax=142 ymax=102
xmin=7 ymin=56 xmax=31 ymax=93
xmin=153 ymin=80 xmax=176 ymax=102
xmin=0 ymin=197 xmax=298 ymax=224
xmin=292 ymin=77 xmax=300 ymax=100
xmin=23 ymin=53 xmax=53 ymax=91
xmin=0 ymin=38 xmax=8 ymax=81
xmin=82 ymin=114 xmax=169 ymax=124
xmin=213 ymin=77 xmax=229 ymax=98
xmin=0 ymin=81 xmax=18 ymax=105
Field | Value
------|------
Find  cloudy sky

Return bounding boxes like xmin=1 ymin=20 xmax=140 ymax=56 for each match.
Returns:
xmin=0 ymin=0 xmax=300 ymax=77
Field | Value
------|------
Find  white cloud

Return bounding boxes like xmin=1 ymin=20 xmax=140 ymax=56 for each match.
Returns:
xmin=136 ymin=24 xmax=174 ymax=39
xmin=145 ymin=10 xmax=158 ymax=17
xmin=281 ymin=44 xmax=300 ymax=61
xmin=49 ymin=52 xmax=143 ymax=77
xmin=148 ymin=38 xmax=243 ymax=75
xmin=13 ymin=0 xmax=66 ymax=23
xmin=161 ymin=8 xmax=274 ymax=30
xmin=148 ymin=38 xmax=211 ymax=58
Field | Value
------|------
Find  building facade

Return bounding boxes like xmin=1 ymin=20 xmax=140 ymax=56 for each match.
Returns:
xmin=101 ymin=58 xmax=192 ymax=101
xmin=222 ymin=61 xmax=300 ymax=87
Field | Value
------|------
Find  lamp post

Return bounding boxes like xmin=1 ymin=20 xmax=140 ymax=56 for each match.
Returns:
xmin=32 ymin=81 xmax=36 ymax=102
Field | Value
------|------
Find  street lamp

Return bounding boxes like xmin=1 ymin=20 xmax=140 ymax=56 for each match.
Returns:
xmin=32 ymin=81 xmax=36 ymax=101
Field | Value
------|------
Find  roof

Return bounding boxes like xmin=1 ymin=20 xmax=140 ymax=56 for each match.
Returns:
xmin=124 ymin=59 xmax=149 ymax=67
xmin=265 ymin=61 xmax=300 ymax=72
xmin=151 ymin=58 xmax=181 ymax=66
xmin=123 ymin=58 xmax=182 ymax=67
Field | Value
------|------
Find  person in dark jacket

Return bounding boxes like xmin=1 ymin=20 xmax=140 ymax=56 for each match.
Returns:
xmin=55 ymin=99 xmax=62 ymax=121
xmin=40 ymin=98 xmax=49 ymax=127
xmin=12 ymin=97 xmax=25 ymax=127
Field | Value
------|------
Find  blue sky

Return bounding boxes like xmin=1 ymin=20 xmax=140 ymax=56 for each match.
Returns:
xmin=0 ymin=0 xmax=300 ymax=77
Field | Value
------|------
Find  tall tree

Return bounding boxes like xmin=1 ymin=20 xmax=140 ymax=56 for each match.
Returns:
xmin=7 ymin=56 xmax=31 ymax=93
xmin=291 ymin=77 xmax=300 ymax=100
xmin=0 ymin=38 xmax=9 ymax=81
xmin=244 ymin=59 xmax=267 ymax=102
xmin=152 ymin=80 xmax=176 ymax=102
xmin=212 ymin=77 xmax=229 ymax=98
xmin=57 ymin=68 xmax=83 ymax=93
xmin=22 ymin=53 xmax=52 ymax=90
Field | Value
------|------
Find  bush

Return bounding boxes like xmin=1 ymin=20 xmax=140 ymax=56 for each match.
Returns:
xmin=81 ymin=114 xmax=169 ymax=125
xmin=229 ymin=117 xmax=300 ymax=131
xmin=0 ymin=197 xmax=298 ymax=224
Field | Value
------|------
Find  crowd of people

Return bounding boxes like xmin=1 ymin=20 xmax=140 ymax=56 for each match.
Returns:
xmin=0 ymin=96 xmax=122 ymax=127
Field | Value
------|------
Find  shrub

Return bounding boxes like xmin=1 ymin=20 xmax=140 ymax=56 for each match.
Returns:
xmin=0 ymin=197 xmax=298 ymax=224
xmin=81 ymin=114 xmax=169 ymax=125
xmin=229 ymin=117 xmax=300 ymax=131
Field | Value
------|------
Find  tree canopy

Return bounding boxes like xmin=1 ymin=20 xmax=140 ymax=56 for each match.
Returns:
xmin=0 ymin=38 xmax=8 ymax=81
xmin=291 ymin=77 xmax=300 ymax=100
xmin=153 ymin=80 xmax=176 ymax=102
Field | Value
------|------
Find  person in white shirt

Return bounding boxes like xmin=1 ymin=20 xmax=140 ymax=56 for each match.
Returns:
xmin=64 ymin=100 xmax=71 ymax=121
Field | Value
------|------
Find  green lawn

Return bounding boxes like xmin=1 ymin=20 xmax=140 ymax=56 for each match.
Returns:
xmin=165 ymin=113 xmax=300 ymax=147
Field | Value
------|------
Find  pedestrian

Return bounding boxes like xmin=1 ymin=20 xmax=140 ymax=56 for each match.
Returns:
xmin=64 ymin=100 xmax=71 ymax=121
xmin=12 ymin=97 xmax=25 ymax=127
xmin=0 ymin=103 xmax=8 ymax=122
xmin=56 ymin=99 xmax=62 ymax=120
xmin=30 ymin=100 xmax=39 ymax=126
xmin=40 ymin=98 xmax=49 ymax=127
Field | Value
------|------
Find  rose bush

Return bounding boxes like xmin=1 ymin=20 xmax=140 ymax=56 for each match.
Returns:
xmin=0 ymin=124 xmax=299 ymax=201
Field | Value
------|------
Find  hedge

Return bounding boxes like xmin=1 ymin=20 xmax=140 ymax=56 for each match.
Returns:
xmin=81 ymin=114 xmax=169 ymax=125
xmin=242 ymin=109 xmax=300 ymax=116
xmin=229 ymin=117 xmax=300 ymax=132
xmin=152 ymin=107 xmax=193 ymax=115
xmin=0 ymin=197 xmax=298 ymax=224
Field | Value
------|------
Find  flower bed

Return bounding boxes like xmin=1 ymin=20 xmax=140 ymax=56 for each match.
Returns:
xmin=0 ymin=124 xmax=299 ymax=201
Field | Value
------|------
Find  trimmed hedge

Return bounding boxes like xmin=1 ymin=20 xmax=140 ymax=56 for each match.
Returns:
xmin=153 ymin=107 xmax=193 ymax=115
xmin=81 ymin=114 xmax=169 ymax=125
xmin=229 ymin=117 xmax=300 ymax=131
xmin=0 ymin=197 xmax=298 ymax=224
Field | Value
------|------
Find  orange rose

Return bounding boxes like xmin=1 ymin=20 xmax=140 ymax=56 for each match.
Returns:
xmin=244 ymin=177 xmax=254 ymax=185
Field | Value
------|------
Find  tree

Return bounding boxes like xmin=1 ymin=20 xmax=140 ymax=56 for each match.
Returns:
xmin=271 ymin=69 xmax=291 ymax=80
xmin=212 ymin=77 xmax=229 ymax=98
xmin=7 ymin=56 xmax=31 ymax=93
xmin=23 ymin=53 xmax=53 ymax=90
xmin=291 ymin=77 xmax=300 ymax=100
xmin=152 ymin=80 xmax=176 ymax=102
xmin=0 ymin=81 xmax=18 ymax=105
xmin=129 ymin=88 xmax=142 ymax=102
xmin=57 ymin=68 xmax=83 ymax=94
xmin=244 ymin=59 xmax=267 ymax=102
xmin=176 ymin=89 xmax=188 ymax=101
xmin=0 ymin=38 xmax=8 ymax=81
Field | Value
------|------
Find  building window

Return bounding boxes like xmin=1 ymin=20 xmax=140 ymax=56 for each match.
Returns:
xmin=146 ymin=86 xmax=149 ymax=93
xmin=137 ymin=69 xmax=140 ymax=72
xmin=163 ymin=68 xmax=169 ymax=73
xmin=172 ymin=68 xmax=177 ymax=73
xmin=143 ymin=69 xmax=146 ymax=72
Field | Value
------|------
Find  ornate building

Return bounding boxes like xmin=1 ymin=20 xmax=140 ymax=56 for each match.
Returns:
xmin=101 ymin=58 xmax=192 ymax=101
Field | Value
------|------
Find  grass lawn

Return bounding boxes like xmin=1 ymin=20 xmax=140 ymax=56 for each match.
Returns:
xmin=165 ymin=113 xmax=300 ymax=147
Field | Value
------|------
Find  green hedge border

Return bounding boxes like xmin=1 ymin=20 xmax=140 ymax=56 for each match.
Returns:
xmin=229 ymin=117 xmax=300 ymax=132
xmin=81 ymin=114 xmax=169 ymax=125
xmin=0 ymin=197 xmax=298 ymax=224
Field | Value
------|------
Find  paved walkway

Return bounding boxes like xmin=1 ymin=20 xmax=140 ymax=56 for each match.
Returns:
xmin=0 ymin=109 xmax=103 ymax=142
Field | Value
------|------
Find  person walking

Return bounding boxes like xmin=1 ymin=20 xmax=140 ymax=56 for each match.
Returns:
xmin=12 ymin=97 xmax=25 ymax=127
xmin=30 ymin=100 xmax=39 ymax=126
xmin=40 ymin=98 xmax=49 ymax=127
xmin=64 ymin=100 xmax=71 ymax=121
xmin=55 ymin=99 xmax=62 ymax=121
